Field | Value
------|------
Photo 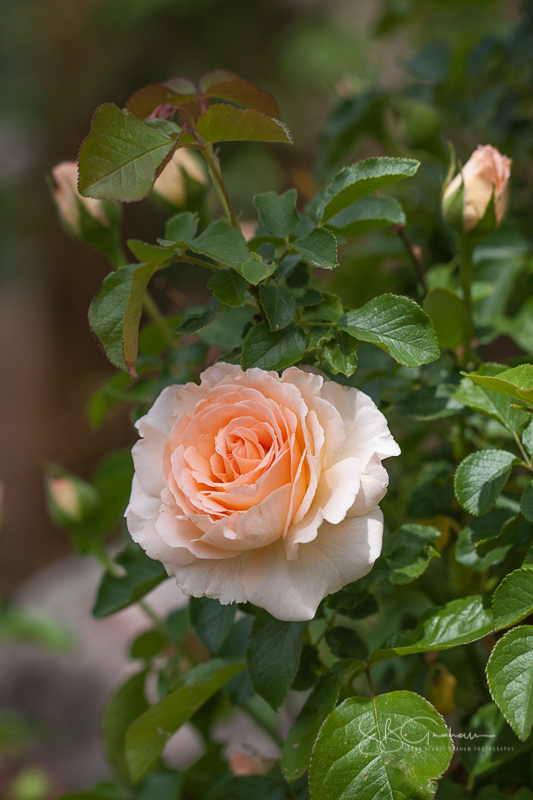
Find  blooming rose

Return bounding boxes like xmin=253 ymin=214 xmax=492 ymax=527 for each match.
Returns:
xmin=126 ymin=364 xmax=399 ymax=621
xmin=51 ymin=161 xmax=109 ymax=235
xmin=153 ymin=148 xmax=206 ymax=207
xmin=442 ymin=144 xmax=511 ymax=233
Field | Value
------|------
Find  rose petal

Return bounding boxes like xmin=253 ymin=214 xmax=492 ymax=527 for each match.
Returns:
xmin=168 ymin=551 xmax=249 ymax=605
xmin=243 ymin=508 xmax=384 ymax=621
xmin=348 ymin=453 xmax=389 ymax=517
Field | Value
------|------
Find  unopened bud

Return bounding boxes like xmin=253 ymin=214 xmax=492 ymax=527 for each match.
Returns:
xmin=51 ymin=161 xmax=108 ymax=236
xmin=442 ymin=144 xmax=511 ymax=235
xmin=153 ymin=148 xmax=206 ymax=208
xmin=46 ymin=471 xmax=100 ymax=529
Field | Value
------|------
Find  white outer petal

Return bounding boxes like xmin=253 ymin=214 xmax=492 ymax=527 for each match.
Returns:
xmin=168 ymin=552 xmax=249 ymax=605
xmin=242 ymin=508 xmax=383 ymax=621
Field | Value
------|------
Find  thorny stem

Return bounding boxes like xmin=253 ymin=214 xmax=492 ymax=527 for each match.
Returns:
xmin=459 ymin=235 xmax=476 ymax=364
xmin=142 ymin=292 xmax=177 ymax=350
xmin=394 ymin=224 xmax=428 ymax=296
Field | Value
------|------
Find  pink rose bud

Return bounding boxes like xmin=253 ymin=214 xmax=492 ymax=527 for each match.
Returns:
xmin=51 ymin=161 xmax=109 ymax=236
xmin=442 ymin=144 xmax=511 ymax=234
xmin=228 ymin=752 xmax=277 ymax=776
xmin=46 ymin=471 xmax=100 ymax=529
xmin=153 ymin=148 xmax=206 ymax=208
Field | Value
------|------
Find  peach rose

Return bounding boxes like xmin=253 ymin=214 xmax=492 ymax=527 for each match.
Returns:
xmin=126 ymin=364 xmax=399 ymax=621
xmin=442 ymin=144 xmax=511 ymax=233
xmin=51 ymin=161 xmax=109 ymax=234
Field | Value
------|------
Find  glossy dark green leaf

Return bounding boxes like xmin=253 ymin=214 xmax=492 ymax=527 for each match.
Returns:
xmin=92 ymin=544 xmax=167 ymax=619
xmin=253 ymin=189 xmax=299 ymax=239
xmin=325 ymin=626 xmax=368 ymax=659
xmin=102 ymin=671 xmax=148 ymax=784
xmin=208 ymin=269 xmax=249 ymax=307
xmin=384 ymin=523 xmax=441 ymax=584
xmin=309 ymin=691 xmax=453 ymax=800
xmin=454 ymin=450 xmax=517 ymax=516
xmin=175 ymin=298 xmax=220 ymax=334
xmin=325 ymin=195 xmax=405 ymax=236
xmin=165 ymin=608 xmax=190 ymax=646
xmin=322 ymin=330 xmax=358 ymax=376
xmin=487 ymin=625 xmax=533 ymax=740
xmin=259 ymin=284 xmax=297 ymax=331
xmin=246 ymin=610 xmax=305 ymax=710
xmin=241 ymin=323 xmax=307 ymax=371
xmin=196 ymin=104 xmax=293 ymax=144
xmin=190 ymin=597 xmax=236 ymax=655
xmin=291 ymin=227 xmax=338 ymax=269
xmin=125 ymin=659 xmax=244 ymax=782
xmin=370 ymin=595 xmax=493 ymax=666
xmin=493 ymin=568 xmax=533 ymax=630
xmin=78 ymin=104 xmax=177 ymax=201
xmin=281 ymin=663 xmax=349 ymax=782
xmin=395 ymin=384 xmax=464 ymax=421
xmin=130 ymin=630 xmax=166 ymax=660
xmin=338 ymin=293 xmax=439 ymax=367
xmin=317 ymin=157 xmax=420 ymax=223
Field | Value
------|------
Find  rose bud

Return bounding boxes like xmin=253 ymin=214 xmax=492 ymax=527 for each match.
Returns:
xmin=50 ymin=161 xmax=108 ymax=236
xmin=45 ymin=469 xmax=100 ymax=530
xmin=152 ymin=148 xmax=206 ymax=208
xmin=442 ymin=144 xmax=511 ymax=234
xmin=126 ymin=364 xmax=400 ymax=622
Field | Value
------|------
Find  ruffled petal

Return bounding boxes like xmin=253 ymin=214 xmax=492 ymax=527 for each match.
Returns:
xmin=168 ymin=552 xmax=249 ymax=605
xmin=243 ymin=508 xmax=383 ymax=621
xmin=348 ymin=453 xmax=389 ymax=517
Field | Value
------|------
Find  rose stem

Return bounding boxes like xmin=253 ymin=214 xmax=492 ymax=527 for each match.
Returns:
xmin=394 ymin=224 xmax=428 ymax=296
xmin=459 ymin=235 xmax=476 ymax=363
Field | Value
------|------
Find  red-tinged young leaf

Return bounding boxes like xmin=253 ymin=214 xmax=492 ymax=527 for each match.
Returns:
xmin=125 ymin=80 xmax=198 ymax=121
xmin=78 ymin=104 xmax=178 ymax=202
xmin=196 ymin=105 xmax=293 ymax=144
xmin=199 ymin=70 xmax=281 ymax=119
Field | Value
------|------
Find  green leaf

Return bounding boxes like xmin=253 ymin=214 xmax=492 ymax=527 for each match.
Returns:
xmin=205 ymin=775 xmax=285 ymax=800
xmin=240 ymin=254 xmax=275 ymax=284
xmin=196 ymin=104 xmax=293 ymax=144
xmin=246 ymin=610 xmax=305 ymax=710
xmin=92 ymin=544 xmax=167 ymax=619
xmin=493 ymin=568 xmax=533 ymax=630
xmin=241 ymin=323 xmax=307 ymax=371
xmin=370 ymin=595 xmax=493 ymax=666
xmin=164 ymin=211 xmax=198 ymax=243
xmin=462 ymin=364 xmax=533 ymax=408
xmin=130 ymin=630 xmax=166 ymax=660
xmin=521 ymin=481 xmax=533 ymax=522
xmin=395 ymin=384 xmax=464 ymax=421
xmin=132 ymin=771 xmax=183 ymax=800
xmin=190 ymin=597 xmax=236 ymax=655
xmin=208 ymin=269 xmax=249 ymax=307
xmin=291 ymin=227 xmax=338 ymax=269
xmin=78 ymin=104 xmax=177 ymax=202
xmin=309 ymin=691 xmax=453 ymax=800
xmin=338 ymin=293 xmax=439 ymax=368
xmin=102 ymin=671 xmax=148 ymax=784
xmin=325 ymin=195 xmax=405 ymax=237
xmin=486 ymin=625 xmax=533 ymax=741
xmin=423 ymin=288 xmax=470 ymax=350
xmin=523 ymin=418 xmax=533 ymax=456
xmin=199 ymin=70 xmax=281 ymax=119
xmin=453 ymin=364 xmax=530 ymax=435
xmin=175 ymin=298 xmax=220 ymax=334
xmin=188 ymin=220 xmax=250 ymax=269
xmin=384 ymin=524 xmax=441 ymax=585
xmin=323 ymin=331 xmax=358 ymax=376
xmin=317 ymin=157 xmax=420 ymax=223
xmin=253 ymin=189 xmax=299 ymax=239
xmin=304 ymin=292 xmax=343 ymax=323
xmin=259 ymin=284 xmax=297 ymax=331
xmin=454 ymin=449 xmax=517 ymax=516
xmin=125 ymin=659 xmax=244 ymax=782
xmin=325 ymin=627 xmax=368 ymax=659
xmin=281 ymin=663 xmax=349 ymax=783
xmin=165 ymin=608 xmax=190 ymax=646
xmin=461 ymin=702 xmax=533 ymax=777
xmin=88 ymin=262 xmax=161 ymax=377
xmin=127 ymin=240 xmax=176 ymax=265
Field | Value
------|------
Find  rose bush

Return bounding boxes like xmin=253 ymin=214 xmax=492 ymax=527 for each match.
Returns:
xmin=126 ymin=363 xmax=399 ymax=620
